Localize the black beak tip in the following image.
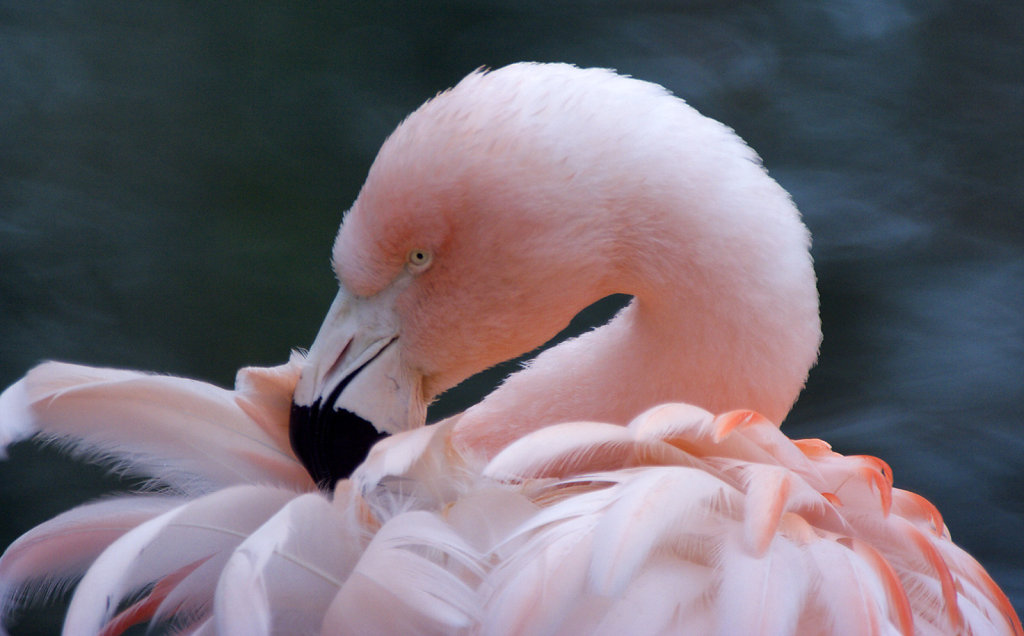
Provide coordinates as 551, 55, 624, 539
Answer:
289, 400, 390, 491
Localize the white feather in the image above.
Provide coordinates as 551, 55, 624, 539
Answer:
588, 467, 735, 595
62, 485, 297, 635
801, 536, 898, 636
214, 493, 364, 636
589, 557, 714, 636
182, 616, 215, 635
6, 362, 311, 494
481, 513, 599, 636
484, 421, 698, 483
0, 496, 180, 625
0, 380, 33, 456
321, 510, 483, 635
443, 487, 538, 554
715, 529, 807, 636
353, 420, 472, 519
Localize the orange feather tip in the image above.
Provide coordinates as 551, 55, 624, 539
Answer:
711, 409, 772, 443
853, 457, 894, 516
742, 468, 791, 556
821, 492, 843, 507
792, 438, 832, 457
864, 468, 893, 516
776, 511, 818, 545
892, 489, 945, 537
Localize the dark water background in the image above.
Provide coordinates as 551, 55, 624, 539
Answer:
1, 2, 1021, 632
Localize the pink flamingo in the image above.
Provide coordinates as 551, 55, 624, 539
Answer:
0, 63, 1019, 635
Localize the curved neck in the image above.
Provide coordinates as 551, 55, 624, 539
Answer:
451, 168, 821, 460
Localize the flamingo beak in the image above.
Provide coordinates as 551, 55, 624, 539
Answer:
290, 287, 426, 490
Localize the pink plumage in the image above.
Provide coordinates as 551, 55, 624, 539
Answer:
0, 63, 1019, 635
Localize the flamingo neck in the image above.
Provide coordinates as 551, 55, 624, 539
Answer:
450, 179, 821, 460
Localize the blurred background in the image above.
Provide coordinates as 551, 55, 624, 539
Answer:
1, 1, 1021, 632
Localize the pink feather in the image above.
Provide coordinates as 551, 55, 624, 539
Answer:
1, 359, 311, 494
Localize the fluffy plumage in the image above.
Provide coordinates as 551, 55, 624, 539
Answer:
1, 63, 1020, 635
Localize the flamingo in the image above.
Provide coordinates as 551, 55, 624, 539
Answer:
0, 62, 1019, 635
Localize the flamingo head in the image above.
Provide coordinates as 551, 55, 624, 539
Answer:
290, 64, 634, 487
289, 63, 821, 489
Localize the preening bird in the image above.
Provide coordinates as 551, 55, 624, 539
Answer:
0, 62, 1020, 635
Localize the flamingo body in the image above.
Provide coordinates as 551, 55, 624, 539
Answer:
0, 63, 1020, 635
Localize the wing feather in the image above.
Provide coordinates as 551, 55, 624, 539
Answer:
0, 379, 33, 454
588, 467, 734, 595
0, 496, 180, 625
2, 362, 310, 494
63, 485, 297, 635
716, 530, 807, 635
214, 493, 364, 636
321, 510, 482, 635
484, 421, 693, 481
481, 515, 598, 636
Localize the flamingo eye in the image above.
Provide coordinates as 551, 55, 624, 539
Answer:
406, 248, 432, 272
